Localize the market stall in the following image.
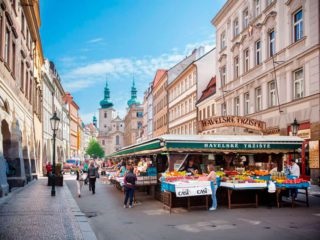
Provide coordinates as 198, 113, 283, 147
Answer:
108, 134, 304, 210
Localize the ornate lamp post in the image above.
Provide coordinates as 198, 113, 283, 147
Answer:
291, 118, 300, 166
50, 112, 60, 196
291, 118, 300, 136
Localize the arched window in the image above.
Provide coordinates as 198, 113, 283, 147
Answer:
116, 135, 120, 145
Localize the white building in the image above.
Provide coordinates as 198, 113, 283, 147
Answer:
142, 82, 153, 141
211, 0, 320, 181
41, 60, 54, 168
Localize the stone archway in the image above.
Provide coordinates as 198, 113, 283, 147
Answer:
0, 120, 10, 196
6, 120, 26, 187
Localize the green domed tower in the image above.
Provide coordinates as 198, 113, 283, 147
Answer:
92, 115, 97, 127
127, 80, 140, 107
100, 81, 114, 109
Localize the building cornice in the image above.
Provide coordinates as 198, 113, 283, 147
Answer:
211, 0, 237, 26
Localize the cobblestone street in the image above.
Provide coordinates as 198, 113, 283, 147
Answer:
0, 178, 96, 240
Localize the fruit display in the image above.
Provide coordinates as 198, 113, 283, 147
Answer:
253, 170, 269, 176
215, 171, 225, 177
221, 175, 266, 184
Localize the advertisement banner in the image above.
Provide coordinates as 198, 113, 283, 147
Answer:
309, 140, 319, 169
175, 182, 212, 197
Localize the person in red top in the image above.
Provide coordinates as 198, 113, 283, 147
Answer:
46, 162, 52, 176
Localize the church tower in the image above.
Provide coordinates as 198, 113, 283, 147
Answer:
97, 81, 124, 156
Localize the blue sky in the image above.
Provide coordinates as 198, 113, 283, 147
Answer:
40, 0, 226, 124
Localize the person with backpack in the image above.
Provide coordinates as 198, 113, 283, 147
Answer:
123, 164, 137, 208
88, 161, 99, 194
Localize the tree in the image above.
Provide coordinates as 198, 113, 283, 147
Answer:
86, 139, 105, 159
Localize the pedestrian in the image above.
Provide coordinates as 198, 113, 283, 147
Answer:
289, 159, 300, 199
123, 164, 137, 208
46, 162, 52, 177
88, 161, 99, 194
206, 163, 218, 211
76, 167, 87, 198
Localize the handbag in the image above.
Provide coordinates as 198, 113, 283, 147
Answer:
95, 169, 100, 178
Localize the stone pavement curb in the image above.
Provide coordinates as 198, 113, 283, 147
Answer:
62, 181, 98, 240
0, 177, 98, 240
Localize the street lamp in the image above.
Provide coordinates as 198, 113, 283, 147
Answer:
50, 112, 60, 196
291, 118, 300, 136
291, 118, 300, 165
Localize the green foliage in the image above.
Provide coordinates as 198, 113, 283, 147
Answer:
86, 139, 105, 159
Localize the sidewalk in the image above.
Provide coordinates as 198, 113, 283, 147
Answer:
0, 177, 97, 240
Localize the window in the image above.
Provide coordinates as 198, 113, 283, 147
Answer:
11, 42, 16, 76
4, 28, 10, 64
137, 112, 143, 118
221, 66, 226, 86
25, 71, 29, 99
116, 135, 120, 145
244, 92, 250, 115
244, 48, 249, 73
255, 0, 260, 17
220, 31, 226, 49
269, 30, 275, 57
138, 122, 142, 129
268, 80, 277, 107
104, 112, 107, 118
243, 8, 249, 29
267, 0, 274, 6
234, 97, 240, 115
234, 56, 239, 79
293, 9, 303, 42
255, 87, 262, 111
20, 61, 24, 92
255, 40, 261, 65
221, 103, 227, 116
29, 77, 32, 103
233, 18, 239, 37
293, 68, 304, 99
21, 13, 25, 35
102, 140, 105, 145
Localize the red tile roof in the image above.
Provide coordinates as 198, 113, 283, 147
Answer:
152, 69, 167, 88
198, 76, 216, 103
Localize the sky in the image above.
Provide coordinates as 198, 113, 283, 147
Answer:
40, 0, 226, 124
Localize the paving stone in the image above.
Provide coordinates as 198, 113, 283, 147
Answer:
0, 179, 97, 240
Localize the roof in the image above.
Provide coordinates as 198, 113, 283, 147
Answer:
167, 52, 197, 85
197, 76, 216, 104
152, 69, 167, 89
108, 134, 304, 158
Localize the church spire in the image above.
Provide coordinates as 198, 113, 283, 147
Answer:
100, 80, 114, 108
127, 77, 140, 107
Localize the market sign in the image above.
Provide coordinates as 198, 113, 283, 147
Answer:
199, 116, 266, 132
166, 142, 301, 150
175, 182, 212, 197
309, 140, 319, 169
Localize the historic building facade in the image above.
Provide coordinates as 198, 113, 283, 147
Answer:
152, 69, 168, 137
141, 81, 153, 142
211, 0, 320, 181
0, 0, 43, 195
98, 82, 124, 156
124, 81, 143, 146
63, 92, 80, 159
168, 47, 215, 135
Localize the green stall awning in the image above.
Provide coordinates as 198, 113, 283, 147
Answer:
108, 134, 303, 158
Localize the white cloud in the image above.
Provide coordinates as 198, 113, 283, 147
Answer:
87, 38, 104, 44
69, 35, 216, 124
